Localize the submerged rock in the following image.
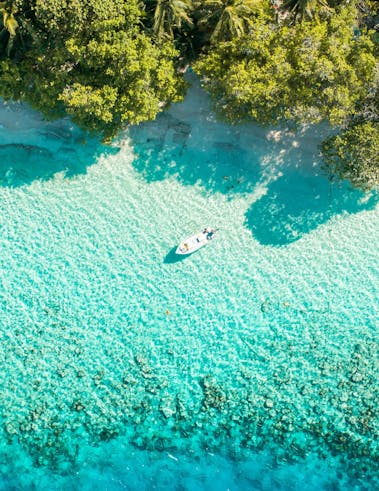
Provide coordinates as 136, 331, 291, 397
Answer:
160, 406, 175, 419
265, 399, 274, 409
200, 376, 227, 411
350, 372, 364, 383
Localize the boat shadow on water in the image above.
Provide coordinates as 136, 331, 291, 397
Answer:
163, 246, 189, 264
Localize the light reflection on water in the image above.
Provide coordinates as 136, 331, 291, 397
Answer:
0, 86, 378, 490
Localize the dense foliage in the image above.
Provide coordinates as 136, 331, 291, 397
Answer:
321, 122, 379, 190
0, 0, 378, 187
194, 5, 376, 126
0, 0, 186, 140
193, 1, 378, 189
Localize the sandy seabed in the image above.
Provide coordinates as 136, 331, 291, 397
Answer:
0, 75, 378, 490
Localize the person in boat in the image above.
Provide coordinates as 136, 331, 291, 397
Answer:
204, 228, 215, 240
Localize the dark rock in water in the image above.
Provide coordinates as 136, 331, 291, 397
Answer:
214, 142, 239, 151
134, 354, 154, 379
160, 403, 175, 419
175, 394, 188, 420
93, 370, 104, 385
38, 126, 74, 141
5, 422, 18, 435
261, 300, 271, 313
0, 142, 53, 156
99, 427, 119, 441
122, 374, 137, 387
71, 400, 85, 412
57, 369, 66, 378
173, 121, 191, 135
265, 399, 274, 409
200, 376, 226, 410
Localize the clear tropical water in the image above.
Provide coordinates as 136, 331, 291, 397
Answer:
0, 77, 378, 490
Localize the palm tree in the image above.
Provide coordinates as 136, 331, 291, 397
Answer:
0, 1, 19, 55
152, 0, 194, 39
281, 0, 331, 20
198, 0, 263, 44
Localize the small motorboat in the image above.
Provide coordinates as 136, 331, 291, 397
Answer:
176, 227, 218, 255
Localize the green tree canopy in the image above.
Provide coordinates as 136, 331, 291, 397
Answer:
0, 0, 186, 139
194, 4, 377, 127
321, 122, 379, 190
196, 0, 268, 44
280, 0, 331, 20
151, 0, 194, 39
0, 1, 19, 55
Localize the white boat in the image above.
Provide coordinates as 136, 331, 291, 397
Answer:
176, 228, 217, 255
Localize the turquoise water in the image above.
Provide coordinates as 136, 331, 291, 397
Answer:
0, 79, 378, 490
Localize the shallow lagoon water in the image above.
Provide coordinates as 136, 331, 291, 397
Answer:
0, 78, 378, 490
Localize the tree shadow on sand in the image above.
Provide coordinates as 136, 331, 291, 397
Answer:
0, 125, 119, 187
129, 112, 378, 247
128, 112, 260, 197
245, 170, 378, 246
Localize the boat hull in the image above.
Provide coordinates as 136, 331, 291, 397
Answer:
175, 228, 216, 255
